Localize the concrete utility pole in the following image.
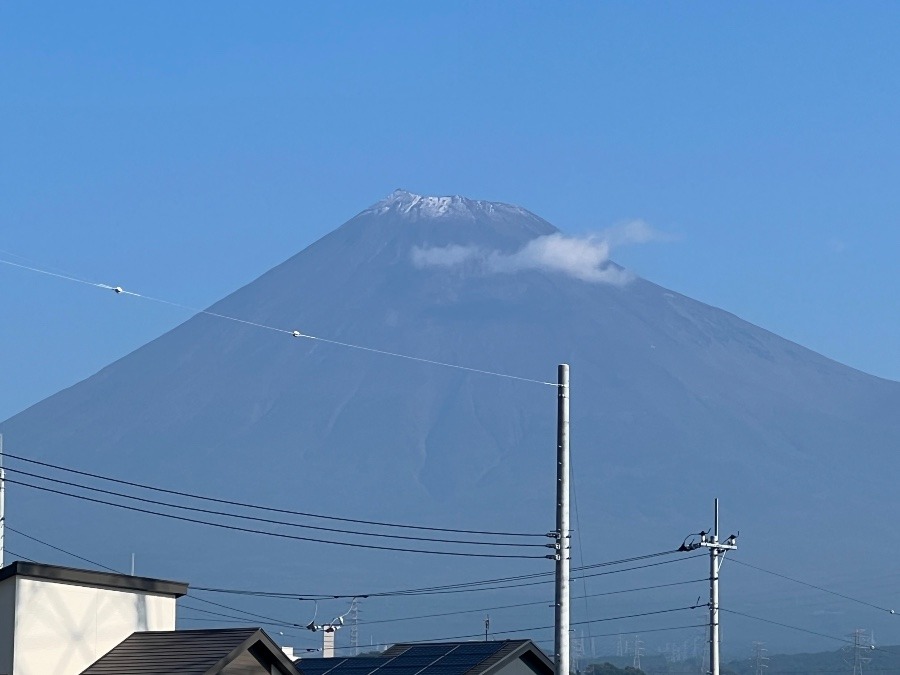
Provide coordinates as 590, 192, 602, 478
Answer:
0, 434, 5, 568
554, 364, 571, 675
679, 499, 738, 675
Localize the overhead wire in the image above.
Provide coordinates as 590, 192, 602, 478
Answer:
4, 548, 38, 563
731, 557, 897, 615
190, 555, 703, 600
4, 477, 545, 559
569, 453, 594, 647
2, 465, 544, 549
359, 579, 707, 626
720, 608, 898, 656
6, 525, 122, 573
401, 604, 701, 641
0, 254, 557, 387
1, 451, 545, 538
184, 593, 303, 628
6, 525, 704, 649
4, 522, 311, 639
331, 622, 710, 652
4, 523, 305, 633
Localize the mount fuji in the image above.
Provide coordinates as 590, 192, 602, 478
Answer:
3, 190, 899, 654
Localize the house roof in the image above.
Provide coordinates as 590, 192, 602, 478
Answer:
297, 640, 553, 675
78, 627, 301, 675
0, 560, 188, 597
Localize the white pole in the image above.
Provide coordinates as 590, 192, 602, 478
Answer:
709, 499, 720, 675
0, 433, 5, 568
554, 365, 570, 675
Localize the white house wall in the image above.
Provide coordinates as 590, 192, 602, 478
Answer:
12, 576, 176, 675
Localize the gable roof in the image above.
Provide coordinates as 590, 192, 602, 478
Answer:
79, 627, 301, 675
297, 640, 553, 675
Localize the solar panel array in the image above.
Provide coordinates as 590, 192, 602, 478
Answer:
297, 641, 513, 675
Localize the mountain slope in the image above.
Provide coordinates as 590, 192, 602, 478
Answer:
3, 190, 899, 652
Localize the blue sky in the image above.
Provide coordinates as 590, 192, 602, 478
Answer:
2, 2, 899, 420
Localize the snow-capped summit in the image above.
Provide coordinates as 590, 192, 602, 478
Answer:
365, 189, 532, 221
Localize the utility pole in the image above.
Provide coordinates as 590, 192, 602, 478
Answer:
679, 499, 738, 675
554, 364, 570, 675
0, 433, 5, 568
484, 615, 490, 642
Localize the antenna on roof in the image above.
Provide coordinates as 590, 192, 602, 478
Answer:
306, 598, 358, 659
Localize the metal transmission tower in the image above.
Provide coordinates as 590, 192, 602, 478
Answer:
349, 598, 360, 655
572, 632, 585, 674
679, 499, 738, 675
632, 636, 644, 671
844, 629, 873, 675
752, 642, 768, 675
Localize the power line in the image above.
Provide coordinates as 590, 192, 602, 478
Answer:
731, 558, 896, 615
0, 255, 556, 387
184, 593, 303, 627
719, 608, 897, 656
359, 579, 707, 626
6, 477, 544, 559
5, 526, 293, 626
179, 602, 295, 628
570, 453, 594, 649
1, 451, 545, 539
351, 607, 704, 649
3, 466, 544, 550
331, 623, 711, 653
4, 548, 38, 563
191, 555, 704, 600
6, 525, 122, 573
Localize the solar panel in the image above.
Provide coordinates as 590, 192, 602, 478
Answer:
299, 640, 521, 675
397, 645, 455, 658
418, 664, 473, 675
388, 655, 445, 666
451, 644, 503, 655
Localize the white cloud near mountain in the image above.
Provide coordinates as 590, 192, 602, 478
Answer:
411, 220, 667, 285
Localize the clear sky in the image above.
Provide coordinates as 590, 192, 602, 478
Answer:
2, 2, 899, 421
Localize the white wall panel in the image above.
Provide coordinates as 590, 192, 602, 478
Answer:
11, 577, 175, 675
